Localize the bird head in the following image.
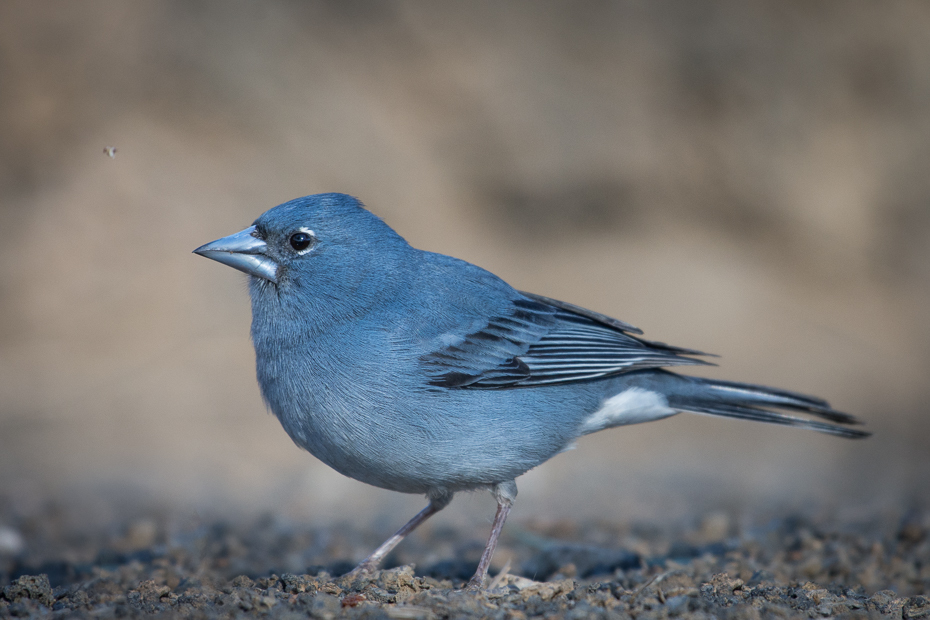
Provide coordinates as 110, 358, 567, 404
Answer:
194, 193, 411, 327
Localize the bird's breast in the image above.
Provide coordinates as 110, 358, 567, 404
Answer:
249, 320, 604, 493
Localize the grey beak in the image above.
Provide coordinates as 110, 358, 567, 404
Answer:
193, 225, 279, 283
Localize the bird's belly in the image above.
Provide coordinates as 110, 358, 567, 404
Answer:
270, 381, 592, 494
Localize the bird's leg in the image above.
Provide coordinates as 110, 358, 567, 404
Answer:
466, 480, 517, 590
344, 490, 452, 579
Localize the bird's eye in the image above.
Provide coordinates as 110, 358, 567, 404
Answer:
289, 232, 314, 251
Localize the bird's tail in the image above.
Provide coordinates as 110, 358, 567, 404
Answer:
665, 374, 870, 439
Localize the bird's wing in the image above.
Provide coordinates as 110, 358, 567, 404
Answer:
420, 293, 714, 389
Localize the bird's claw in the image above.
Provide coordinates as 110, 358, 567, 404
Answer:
464, 576, 486, 591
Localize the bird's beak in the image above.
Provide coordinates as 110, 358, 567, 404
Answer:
193, 225, 279, 283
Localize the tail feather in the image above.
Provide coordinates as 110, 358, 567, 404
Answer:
681, 402, 870, 439
700, 378, 862, 426
669, 376, 870, 439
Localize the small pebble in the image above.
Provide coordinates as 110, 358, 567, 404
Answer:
0, 527, 24, 555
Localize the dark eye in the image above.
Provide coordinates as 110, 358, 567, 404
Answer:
289, 232, 314, 251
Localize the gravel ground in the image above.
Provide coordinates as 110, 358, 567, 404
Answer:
1, 503, 928, 619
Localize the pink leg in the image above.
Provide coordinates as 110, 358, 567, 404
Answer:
345, 491, 451, 579
466, 480, 517, 590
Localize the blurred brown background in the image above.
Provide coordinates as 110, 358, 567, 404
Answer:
1, 1, 928, 532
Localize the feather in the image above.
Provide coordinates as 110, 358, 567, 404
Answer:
422, 295, 713, 388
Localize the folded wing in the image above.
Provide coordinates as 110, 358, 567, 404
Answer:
421, 293, 713, 389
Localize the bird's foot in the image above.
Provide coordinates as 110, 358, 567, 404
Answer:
464, 573, 487, 591
339, 562, 379, 586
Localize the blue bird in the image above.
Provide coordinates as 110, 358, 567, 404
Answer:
194, 193, 868, 590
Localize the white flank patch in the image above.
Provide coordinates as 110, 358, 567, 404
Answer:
579, 387, 677, 435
